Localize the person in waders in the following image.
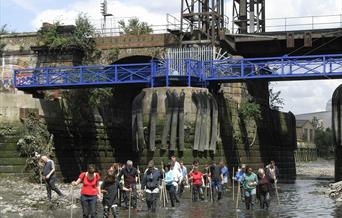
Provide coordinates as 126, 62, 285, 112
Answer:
241, 167, 258, 210
141, 160, 162, 213
234, 164, 246, 202
209, 162, 223, 201
101, 174, 130, 218
178, 161, 188, 197
72, 164, 101, 218
266, 160, 279, 196
219, 160, 229, 192
266, 160, 279, 183
164, 164, 177, 207
40, 155, 64, 201
257, 168, 271, 209
117, 160, 139, 210
189, 165, 204, 201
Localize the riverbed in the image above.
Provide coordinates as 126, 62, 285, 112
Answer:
0, 159, 340, 218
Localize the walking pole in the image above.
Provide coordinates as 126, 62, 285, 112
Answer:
70, 185, 74, 218
274, 180, 280, 205
209, 180, 213, 202
128, 188, 132, 218
190, 182, 193, 202
232, 167, 235, 201
208, 167, 213, 202
164, 180, 168, 204
235, 182, 240, 209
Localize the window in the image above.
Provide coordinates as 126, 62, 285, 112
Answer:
303, 128, 309, 142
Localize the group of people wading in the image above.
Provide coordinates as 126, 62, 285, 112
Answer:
40, 155, 279, 217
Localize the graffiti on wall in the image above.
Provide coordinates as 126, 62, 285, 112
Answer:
1, 56, 30, 93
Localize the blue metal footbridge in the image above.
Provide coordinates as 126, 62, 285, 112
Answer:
14, 54, 342, 90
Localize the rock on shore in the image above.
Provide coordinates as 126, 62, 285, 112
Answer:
0, 176, 82, 217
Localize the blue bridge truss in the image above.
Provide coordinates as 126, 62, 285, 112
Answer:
14, 54, 342, 90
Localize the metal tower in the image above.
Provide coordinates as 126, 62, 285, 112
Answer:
232, 0, 265, 33
100, 0, 113, 33
180, 0, 227, 45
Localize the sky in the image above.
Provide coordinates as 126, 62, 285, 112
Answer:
1, 0, 342, 114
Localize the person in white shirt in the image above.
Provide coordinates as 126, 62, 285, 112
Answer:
170, 162, 182, 203
178, 161, 188, 197
171, 156, 181, 173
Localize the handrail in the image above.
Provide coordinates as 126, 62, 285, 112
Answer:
13, 54, 342, 89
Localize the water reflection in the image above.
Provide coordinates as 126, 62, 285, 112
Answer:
123, 180, 338, 218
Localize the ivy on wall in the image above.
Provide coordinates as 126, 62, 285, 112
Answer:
17, 112, 54, 182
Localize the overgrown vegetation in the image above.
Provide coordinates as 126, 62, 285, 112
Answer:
238, 99, 261, 147
17, 112, 54, 182
37, 13, 99, 64
239, 99, 261, 121
118, 18, 153, 35
106, 48, 120, 63
269, 87, 284, 110
312, 116, 334, 158
0, 24, 8, 55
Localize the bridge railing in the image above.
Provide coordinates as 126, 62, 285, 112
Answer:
153, 59, 203, 87
13, 54, 342, 89
14, 63, 154, 88
203, 54, 342, 81
266, 14, 342, 32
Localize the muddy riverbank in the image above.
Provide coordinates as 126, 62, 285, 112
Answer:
296, 158, 334, 179
0, 159, 340, 218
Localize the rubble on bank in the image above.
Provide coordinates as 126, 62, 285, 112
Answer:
0, 176, 82, 217
296, 158, 334, 178
328, 181, 342, 202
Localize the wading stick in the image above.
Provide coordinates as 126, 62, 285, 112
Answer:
209, 180, 213, 202
128, 188, 132, 218
204, 178, 207, 201
70, 185, 74, 218
137, 166, 141, 185
236, 182, 240, 209
208, 167, 213, 202
232, 167, 235, 201
274, 180, 280, 205
164, 180, 168, 204
190, 181, 193, 202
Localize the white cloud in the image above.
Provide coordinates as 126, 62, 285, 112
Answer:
11, 0, 39, 14
31, 0, 180, 30
31, 0, 342, 114
272, 79, 342, 114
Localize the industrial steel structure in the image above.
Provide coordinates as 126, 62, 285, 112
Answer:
232, 0, 265, 33
179, 0, 228, 45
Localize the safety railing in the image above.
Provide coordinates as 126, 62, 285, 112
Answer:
203, 54, 342, 81
265, 14, 342, 32
14, 63, 154, 89
13, 54, 342, 89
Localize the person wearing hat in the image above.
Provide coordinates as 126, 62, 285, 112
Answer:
141, 160, 162, 213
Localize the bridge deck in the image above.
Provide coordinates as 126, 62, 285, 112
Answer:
14, 54, 342, 90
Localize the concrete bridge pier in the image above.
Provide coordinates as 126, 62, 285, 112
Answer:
333, 84, 342, 181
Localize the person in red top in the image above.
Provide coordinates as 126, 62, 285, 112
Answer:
189, 165, 204, 201
72, 164, 101, 218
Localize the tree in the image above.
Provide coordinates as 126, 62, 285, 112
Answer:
17, 112, 54, 182
0, 24, 8, 55
312, 116, 333, 158
118, 18, 153, 35
37, 13, 98, 64
0, 24, 8, 35
269, 87, 284, 110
